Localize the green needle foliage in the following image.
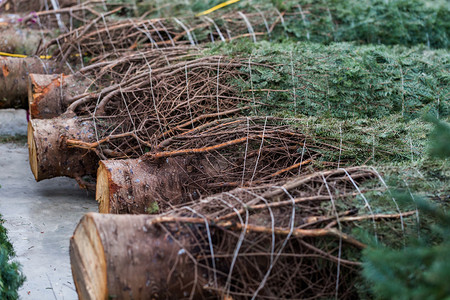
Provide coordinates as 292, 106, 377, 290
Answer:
208, 41, 449, 119
130, 0, 449, 48
0, 215, 25, 300
362, 195, 450, 300
279, 0, 449, 49
427, 116, 450, 159
362, 118, 450, 300
285, 114, 433, 166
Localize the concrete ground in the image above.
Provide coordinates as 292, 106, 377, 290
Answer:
0, 110, 97, 300
0, 109, 28, 136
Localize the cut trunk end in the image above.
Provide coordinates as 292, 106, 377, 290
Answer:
70, 213, 107, 300
28, 73, 91, 119
27, 121, 39, 181
70, 213, 203, 300
27, 117, 98, 184
96, 162, 111, 214
28, 73, 64, 119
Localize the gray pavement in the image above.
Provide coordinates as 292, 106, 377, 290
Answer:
0, 141, 97, 299
0, 109, 28, 136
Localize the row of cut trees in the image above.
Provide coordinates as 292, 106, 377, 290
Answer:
2, 0, 446, 298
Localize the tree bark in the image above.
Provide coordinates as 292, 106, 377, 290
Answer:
0, 57, 58, 109
27, 117, 98, 188
28, 73, 91, 119
0, 25, 46, 55
97, 157, 203, 214
70, 212, 207, 300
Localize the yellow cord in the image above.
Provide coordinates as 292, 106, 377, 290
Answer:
196, 0, 242, 17
0, 51, 52, 59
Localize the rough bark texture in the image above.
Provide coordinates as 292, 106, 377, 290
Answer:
0, 57, 58, 109
27, 117, 98, 187
70, 213, 206, 300
97, 157, 202, 214
28, 73, 92, 119
0, 26, 44, 54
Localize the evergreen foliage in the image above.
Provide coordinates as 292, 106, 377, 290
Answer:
279, 0, 449, 49
133, 0, 449, 48
362, 118, 450, 300
0, 215, 25, 300
208, 41, 449, 119
285, 114, 433, 166
427, 116, 450, 159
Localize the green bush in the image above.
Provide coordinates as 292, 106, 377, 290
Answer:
362, 196, 450, 300
0, 216, 25, 300
362, 118, 450, 300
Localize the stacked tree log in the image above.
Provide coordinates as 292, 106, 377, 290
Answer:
71, 167, 416, 299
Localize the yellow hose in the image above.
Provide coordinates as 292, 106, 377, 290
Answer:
196, 0, 242, 17
0, 51, 52, 59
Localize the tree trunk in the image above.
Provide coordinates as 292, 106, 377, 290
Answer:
27, 117, 98, 188
28, 73, 91, 119
0, 57, 58, 109
0, 26, 46, 55
97, 157, 202, 214
70, 212, 207, 300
